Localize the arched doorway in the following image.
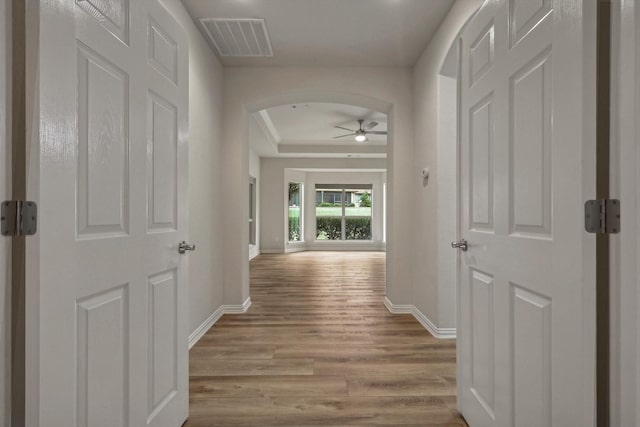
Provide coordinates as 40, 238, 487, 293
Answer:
244, 92, 393, 299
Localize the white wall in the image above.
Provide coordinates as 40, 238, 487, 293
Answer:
165, 0, 482, 334
411, 0, 483, 328
222, 67, 414, 306
436, 74, 458, 329
162, 0, 225, 337
249, 147, 260, 260
261, 158, 387, 253
249, 114, 274, 260
0, 0, 10, 422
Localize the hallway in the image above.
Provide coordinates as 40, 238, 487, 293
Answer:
186, 252, 465, 426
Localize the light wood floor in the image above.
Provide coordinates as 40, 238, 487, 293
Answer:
186, 251, 467, 427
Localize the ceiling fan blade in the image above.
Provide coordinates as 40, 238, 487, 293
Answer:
333, 133, 356, 139
334, 125, 355, 132
366, 131, 387, 135
365, 121, 379, 130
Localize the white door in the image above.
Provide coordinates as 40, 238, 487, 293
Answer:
457, 1, 597, 426
0, 0, 10, 423
24, 1, 190, 426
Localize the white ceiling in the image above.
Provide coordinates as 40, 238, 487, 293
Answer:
250, 102, 388, 158
182, 0, 455, 67
268, 103, 387, 143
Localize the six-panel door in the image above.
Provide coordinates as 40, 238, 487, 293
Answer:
457, 1, 597, 426
27, 1, 189, 426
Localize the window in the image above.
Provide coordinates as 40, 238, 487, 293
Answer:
288, 182, 302, 242
315, 184, 372, 240
249, 176, 256, 245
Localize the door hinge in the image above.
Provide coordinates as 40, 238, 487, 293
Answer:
1, 201, 38, 237
584, 199, 620, 234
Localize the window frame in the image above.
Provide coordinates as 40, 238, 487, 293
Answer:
287, 181, 304, 243
249, 176, 256, 245
314, 184, 373, 241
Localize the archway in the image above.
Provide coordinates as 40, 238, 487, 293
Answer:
244, 91, 394, 300
220, 68, 416, 318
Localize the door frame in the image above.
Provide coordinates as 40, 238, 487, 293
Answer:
610, 1, 639, 425
1, 0, 12, 424
22, 0, 40, 423
9, 0, 28, 424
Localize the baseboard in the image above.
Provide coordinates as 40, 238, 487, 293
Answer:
285, 244, 307, 253
383, 296, 414, 314
249, 246, 260, 260
188, 297, 252, 349
260, 248, 283, 254
261, 245, 386, 254
188, 305, 224, 349
306, 242, 385, 251
224, 297, 252, 314
411, 306, 456, 339
383, 297, 456, 339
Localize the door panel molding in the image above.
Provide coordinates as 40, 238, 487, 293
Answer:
457, 1, 597, 426
24, 1, 189, 425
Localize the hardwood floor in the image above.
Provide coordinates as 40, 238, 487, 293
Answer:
186, 251, 466, 426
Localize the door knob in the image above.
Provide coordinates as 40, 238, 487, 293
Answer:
451, 239, 469, 252
178, 241, 196, 254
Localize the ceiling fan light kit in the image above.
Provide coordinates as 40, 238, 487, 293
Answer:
333, 119, 387, 142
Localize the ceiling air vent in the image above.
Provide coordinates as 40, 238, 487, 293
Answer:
200, 18, 274, 57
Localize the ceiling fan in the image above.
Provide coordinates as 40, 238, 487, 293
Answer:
334, 119, 387, 142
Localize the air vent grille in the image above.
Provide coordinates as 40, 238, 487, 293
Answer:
200, 18, 274, 57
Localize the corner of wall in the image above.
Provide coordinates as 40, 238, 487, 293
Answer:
162, 0, 227, 339
188, 297, 252, 349
409, 0, 484, 336
384, 296, 456, 339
